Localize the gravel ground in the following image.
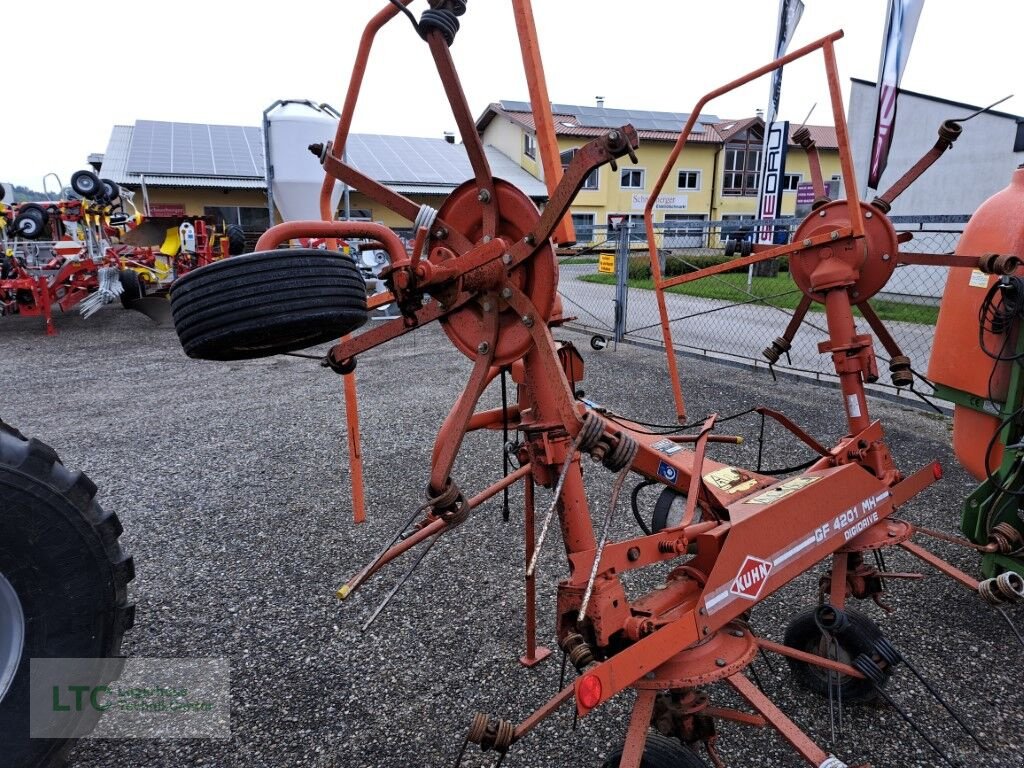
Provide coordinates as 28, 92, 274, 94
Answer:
3, 306, 1022, 768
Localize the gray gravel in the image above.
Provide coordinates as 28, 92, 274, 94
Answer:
3, 306, 1022, 768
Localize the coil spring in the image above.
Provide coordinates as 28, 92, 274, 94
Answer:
577, 412, 605, 453
560, 632, 595, 671
990, 522, 1024, 554
467, 712, 514, 753
603, 432, 639, 472
763, 336, 791, 365
428, 479, 470, 526
979, 571, 1024, 605
419, 8, 460, 45
888, 355, 914, 388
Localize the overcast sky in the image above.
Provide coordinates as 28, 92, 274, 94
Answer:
2, 1, 1019, 190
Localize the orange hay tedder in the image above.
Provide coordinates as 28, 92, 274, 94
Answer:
169, 2, 1023, 766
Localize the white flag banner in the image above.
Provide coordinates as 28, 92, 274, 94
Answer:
868, 0, 926, 189
756, 0, 804, 246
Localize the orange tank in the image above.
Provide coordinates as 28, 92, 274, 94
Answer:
928, 166, 1024, 480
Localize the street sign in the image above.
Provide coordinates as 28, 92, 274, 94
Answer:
598, 254, 616, 274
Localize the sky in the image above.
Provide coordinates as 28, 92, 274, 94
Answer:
2, 0, 1020, 190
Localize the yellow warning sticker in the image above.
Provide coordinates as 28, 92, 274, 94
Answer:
703, 467, 758, 494
968, 269, 989, 289
598, 254, 616, 274
742, 475, 821, 504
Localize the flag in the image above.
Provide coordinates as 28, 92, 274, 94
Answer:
868, 0, 926, 189
756, 0, 803, 245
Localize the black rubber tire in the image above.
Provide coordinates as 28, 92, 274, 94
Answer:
590, 334, 608, 351
651, 487, 698, 532
119, 269, 145, 309
740, 239, 752, 257
170, 248, 368, 361
226, 224, 246, 256
70, 170, 102, 199
603, 732, 708, 768
100, 178, 120, 204
13, 205, 48, 240
724, 239, 736, 258
783, 606, 890, 704
0, 422, 135, 768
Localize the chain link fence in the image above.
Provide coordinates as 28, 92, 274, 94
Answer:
556, 216, 969, 400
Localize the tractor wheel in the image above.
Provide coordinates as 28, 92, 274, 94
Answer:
170, 248, 368, 361
226, 224, 246, 256
119, 269, 145, 309
70, 170, 102, 199
13, 205, 47, 240
651, 487, 699, 532
602, 732, 708, 768
783, 606, 890, 704
100, 179, 120, 204
0, 421, 135, 767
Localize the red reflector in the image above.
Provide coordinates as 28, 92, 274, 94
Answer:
578, 674, 602, 709
932, 461, 943, 480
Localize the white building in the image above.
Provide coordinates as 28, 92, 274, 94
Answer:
848, 79, 1024, 301
848, 78, 1024, 215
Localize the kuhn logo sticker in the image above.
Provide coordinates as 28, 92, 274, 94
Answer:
657, 461, 679, 485
730, 556, 774, 600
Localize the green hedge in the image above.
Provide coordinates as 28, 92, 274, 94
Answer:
626, 253, 789, 280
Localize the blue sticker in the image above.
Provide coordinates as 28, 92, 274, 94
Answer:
657, 461, 679, 485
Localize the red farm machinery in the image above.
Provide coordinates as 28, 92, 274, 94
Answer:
0, 171, 244, 334
147, 2, 1024, 767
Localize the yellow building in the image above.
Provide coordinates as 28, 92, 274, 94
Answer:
476, 101, 842, 241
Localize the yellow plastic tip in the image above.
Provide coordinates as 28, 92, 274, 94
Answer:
336, 585, 351, 600
736, 437, 744, 445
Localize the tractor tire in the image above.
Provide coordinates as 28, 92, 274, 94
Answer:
783, 606, 890, 704
651, 487, 699, 532
170, 248, 368, 361
100, 179, 120, 204
70, 170, 102, 200
226, 224, 246, 256
13, 205, 47, 240
0, 421, 135, 768
602, 732, 708, 768
119, 269, 145, 309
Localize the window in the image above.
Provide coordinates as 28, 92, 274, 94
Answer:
722, 147, 761, 196
663, 214, 707, 249
571, 213, 596, 244
204, 206, 270, 231
677, 170, 701, 190
561, 149, 599, 190
523, 132, 536, 159
620, 168, 645, 189
783, 173, 802, 192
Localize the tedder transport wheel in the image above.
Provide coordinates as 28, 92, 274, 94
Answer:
0, 422, 135, 767
169, 248, 368, 361
70, 170, 102, 199
783, 606, 890, 704
118, 269, 145, 309
13, 204, 47, 240
602, 732, 709, 768
226, 224, 246, 256
100, 178, 120, 204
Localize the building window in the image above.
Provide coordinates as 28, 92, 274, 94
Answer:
783, 173, 802, 191
663, 214, 707, 249
620, 168, 645, 190
523, 132, 536, 159
571, 213, 596, 243
722, 147, 761, 196
561, 149, 599, 189
204, 206, 270, 231
677, 170, 701, 190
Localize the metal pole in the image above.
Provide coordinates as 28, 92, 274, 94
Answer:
615, 221, 630, 344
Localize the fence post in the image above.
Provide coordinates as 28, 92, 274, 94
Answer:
614, 221, 630, 344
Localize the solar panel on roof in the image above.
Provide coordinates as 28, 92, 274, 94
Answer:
126, 120, 264, 178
